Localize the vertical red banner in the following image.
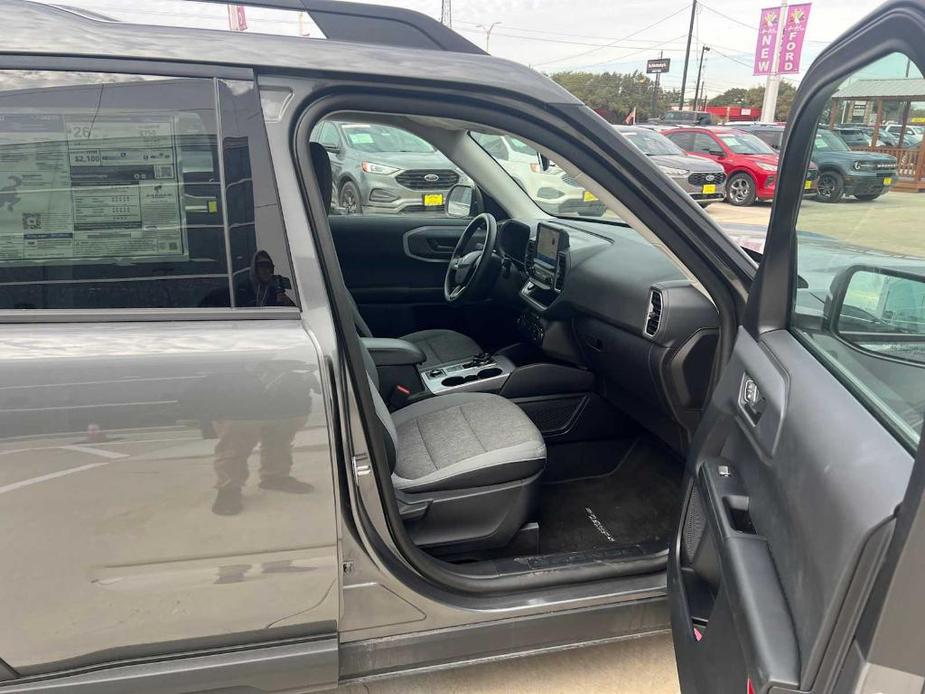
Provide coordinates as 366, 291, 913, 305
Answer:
228, 5, 248, 32
753, 7, 781, 76
777, 4, 812, 74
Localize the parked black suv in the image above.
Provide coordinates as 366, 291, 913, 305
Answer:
737, 123, 898, 202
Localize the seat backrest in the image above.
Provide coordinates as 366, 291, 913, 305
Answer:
359, 339, 398, 472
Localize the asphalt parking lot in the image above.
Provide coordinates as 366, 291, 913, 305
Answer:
328, 633, 680, 694
708, 191, 925, 257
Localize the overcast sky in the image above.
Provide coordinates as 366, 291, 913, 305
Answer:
41, 0, 890, 100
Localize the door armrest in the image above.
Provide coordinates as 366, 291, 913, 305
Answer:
361, 337, 426, 367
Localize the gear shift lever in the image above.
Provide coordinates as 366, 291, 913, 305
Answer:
462, 352, 492, 369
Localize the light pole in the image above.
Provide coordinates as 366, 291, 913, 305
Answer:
477, 21, 501, 52
693, 46, 710, 112
679, 0, 698, 110
761, 0, 787, 123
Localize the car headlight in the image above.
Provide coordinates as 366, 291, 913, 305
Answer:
658, 166, 690, 177
853, 161, 877, 171
361, 161, 400, 175
756, 161, 778, 172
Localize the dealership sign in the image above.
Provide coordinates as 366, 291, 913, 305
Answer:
646, 58, 671, 74
754, 4, 812, 76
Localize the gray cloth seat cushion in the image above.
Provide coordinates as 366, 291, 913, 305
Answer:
399, 329, 481, 368
391, 392, 545, 493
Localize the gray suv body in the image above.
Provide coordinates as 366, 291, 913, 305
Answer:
737, 123, 898, 201
613, 125, 727, 205
311, 120, 469, 214
0, 2, 921, 694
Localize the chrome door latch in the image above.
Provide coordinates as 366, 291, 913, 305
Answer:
740, 374, 767, 424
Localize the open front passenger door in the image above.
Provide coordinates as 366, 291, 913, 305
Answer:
670, 3, 925, 692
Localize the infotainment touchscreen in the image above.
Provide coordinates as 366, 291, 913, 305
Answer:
535, 224, 560, 267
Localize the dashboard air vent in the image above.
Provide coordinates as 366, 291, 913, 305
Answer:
645, 289, 663, 337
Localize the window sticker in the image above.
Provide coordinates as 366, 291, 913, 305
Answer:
0, 113, 187, 265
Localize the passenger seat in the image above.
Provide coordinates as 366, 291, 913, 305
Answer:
360, 341, 545, 553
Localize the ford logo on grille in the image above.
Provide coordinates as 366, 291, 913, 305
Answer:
424, 173, 440, 183
705, 174, 715, 181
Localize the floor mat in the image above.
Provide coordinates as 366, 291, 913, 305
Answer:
537, 437, 684, 554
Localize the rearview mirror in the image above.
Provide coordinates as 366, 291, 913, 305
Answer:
446, 184, 475, 218
829, 266, 925, 366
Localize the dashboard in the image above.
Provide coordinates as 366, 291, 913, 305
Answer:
496, 217, 720, 450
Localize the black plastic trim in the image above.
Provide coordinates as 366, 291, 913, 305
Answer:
0, 55, 253, 80
0, 637, 337, 693
196, 0, 486, 54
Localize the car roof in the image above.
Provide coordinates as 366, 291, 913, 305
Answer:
2, 0, 579, 106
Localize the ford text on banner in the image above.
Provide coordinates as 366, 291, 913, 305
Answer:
754, 7, 781, 76
777, 4, 812, 74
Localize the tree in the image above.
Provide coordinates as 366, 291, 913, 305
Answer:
709, 88, 749, 106
548, 70, 679, 123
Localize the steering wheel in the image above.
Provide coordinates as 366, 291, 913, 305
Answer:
444, 212, 498, 303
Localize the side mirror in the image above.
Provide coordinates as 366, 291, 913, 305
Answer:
323, 143, 341, 155
827, 265, 925, 366
446, 184, 475, 218
536, 152, 552, 172
708, 149, 726, 158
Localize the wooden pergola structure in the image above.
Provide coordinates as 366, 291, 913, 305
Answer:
830, 77, 925, 191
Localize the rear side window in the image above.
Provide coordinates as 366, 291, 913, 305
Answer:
691, 133, 719, 154
0, 71, 296, 310
666, 131, 694, 151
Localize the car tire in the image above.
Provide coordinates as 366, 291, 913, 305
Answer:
338, 180, 362, 215
726, 172, 757, 207
854, 193, 881, 201
816, 171, 845, 203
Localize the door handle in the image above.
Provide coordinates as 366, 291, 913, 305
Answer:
739, 374, 767, 425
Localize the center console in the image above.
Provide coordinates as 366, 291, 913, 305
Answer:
521, 223, 569, 315
525, 222, 568, 293
420, 353, 515, 395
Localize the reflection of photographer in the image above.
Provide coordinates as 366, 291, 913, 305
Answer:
236, 250, 295, 307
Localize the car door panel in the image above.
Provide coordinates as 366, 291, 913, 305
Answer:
672, 328, 912, 694
0, 320, 339, 683
671, 4, 925, 692
329, 215, 480, 338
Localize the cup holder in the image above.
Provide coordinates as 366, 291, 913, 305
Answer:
441, 367, 504, 388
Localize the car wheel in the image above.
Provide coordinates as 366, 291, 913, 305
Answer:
339, 180, 361, 215
854, 193, 881, 201
726, 172, 757, 207
816, 171, 844, 203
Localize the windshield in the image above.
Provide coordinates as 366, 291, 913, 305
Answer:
506, 137, 538, 156
718, 132, 776, 154
341, 124, 435, 154
471, 129, 618, 222
815, 129, 851, 152
837, 129, 871, 145
620, 129, 686, 156
664, 111, 699, 122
